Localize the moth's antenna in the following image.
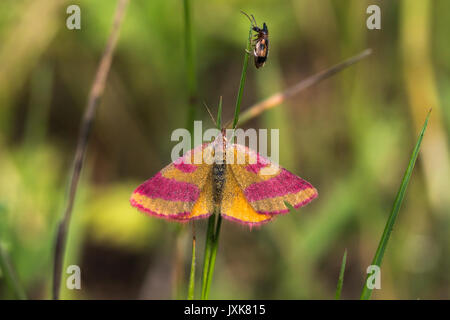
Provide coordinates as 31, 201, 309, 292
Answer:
240, 11, 255, 28
203, 101, 217, 126
250, 14, 258, 26
217, 96, 223, 130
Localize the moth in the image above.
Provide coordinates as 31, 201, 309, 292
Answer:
130, 130, 317, 227
242, 11, 269, 68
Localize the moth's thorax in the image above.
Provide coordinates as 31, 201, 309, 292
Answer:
211, 131, 228, 162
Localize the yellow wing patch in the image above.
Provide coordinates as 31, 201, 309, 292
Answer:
220, 165, 272, 226
176, 171, 214, 221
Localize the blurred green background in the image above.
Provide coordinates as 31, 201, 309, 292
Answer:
1, 0, 449, 299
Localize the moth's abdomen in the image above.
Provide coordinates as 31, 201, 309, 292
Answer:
212, 163, 226, 205
254, 38, 268, 68
255, 55, 267, 68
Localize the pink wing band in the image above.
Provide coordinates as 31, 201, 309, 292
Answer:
245, 154, 270, 174
244, 169, 313, 201
133, 172, 200, 202
130, 198, 191, 219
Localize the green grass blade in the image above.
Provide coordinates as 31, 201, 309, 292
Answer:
0, 243, 27, 300
187, 234, 196, 300
283, 200, 296, 213
335, 249, 347, 300
203, 214, 222, 300
360, 110, 431, 300
201, 215, 215, 299
183, 0, 199, 301
231, 27, 252, 130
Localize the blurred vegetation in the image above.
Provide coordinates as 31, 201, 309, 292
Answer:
0, 0, 449, 299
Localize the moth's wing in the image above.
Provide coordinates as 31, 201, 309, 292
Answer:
259, 38, 268, 57
175, 169, 215, 221
227, 144, 318, 215
254, 39, 268, 68
220, 164, 273, 227
130, 143, 214, 221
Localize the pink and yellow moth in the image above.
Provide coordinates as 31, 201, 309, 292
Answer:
130, 132, 317, 227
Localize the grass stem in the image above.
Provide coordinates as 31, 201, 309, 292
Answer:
201, 214, 216, 299
203, 213, 222, 299
187, 224, 196, 300
52, 0, 128, 300
360, 110, 431, 300
232, 27, 253, 130
335, 249, 347, 300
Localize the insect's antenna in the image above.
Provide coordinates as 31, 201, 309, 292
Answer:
240, 11, 255, 27
203, 101, 217, 126
250, 14, 258, 26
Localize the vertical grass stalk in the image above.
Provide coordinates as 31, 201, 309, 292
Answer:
200, 27, 252, 300
182, 0, 199, 300
201, 97, 223, 300
187, 227, 196, 300
201, 212, 217, 299
232, 27, 253, 130
52, 0, 128, 300
360, 110, 431, 300
335, 249, 347, 300
203, 213, 222, 299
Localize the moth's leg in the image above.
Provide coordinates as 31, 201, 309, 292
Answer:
245, 48, 257, 57
245, 43, 254, 55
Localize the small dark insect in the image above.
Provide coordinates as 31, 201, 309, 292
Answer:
241, 11, 269, 68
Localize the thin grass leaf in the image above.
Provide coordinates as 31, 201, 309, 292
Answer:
360, 110, 431, 300
187, 233, 196, 300
283, 200, 296, 213
183, 0, 200, 301
201, 214, 215, 299
203, 214, 222, 300
200, 99, 222, 299
335, 249, 347, 300
231, 26, 253, 130
52, 0, 129, 300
